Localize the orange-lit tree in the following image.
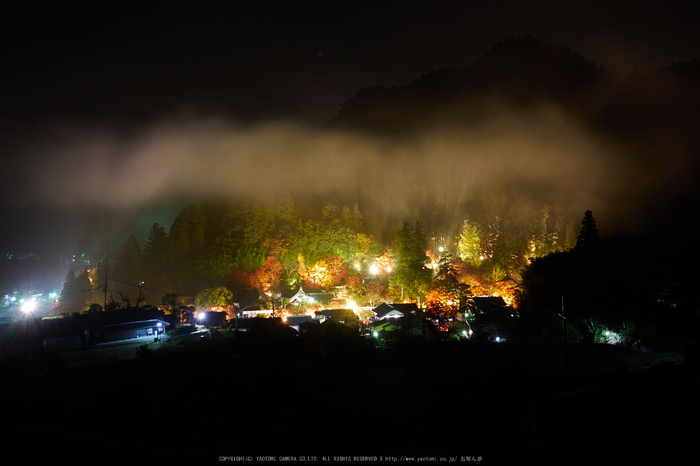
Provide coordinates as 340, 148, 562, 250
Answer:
425, 251, 473, 326
425, 289, 459, 323
249, 238, 285, 293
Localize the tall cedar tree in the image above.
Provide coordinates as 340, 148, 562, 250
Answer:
391, 221, 432, 303
575, 210, 601, 250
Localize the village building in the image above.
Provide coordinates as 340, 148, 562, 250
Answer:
91, 307, 168, 343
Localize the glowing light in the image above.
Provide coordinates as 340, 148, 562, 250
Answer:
495, 336, 501, 342
370, 264, 378, 275
21, 299, 36, 314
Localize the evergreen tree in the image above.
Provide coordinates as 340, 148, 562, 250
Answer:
457, 220, 483, 267
168, 203, 208, 290
575, 210, 601, 250
58, 268, 93, 313
390, 221, 432, 304
111, 235, 145, 306
142, 223, 169, 288
168, 203, 207, 263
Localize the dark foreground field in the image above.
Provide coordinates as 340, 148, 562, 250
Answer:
1, 333, 698, 463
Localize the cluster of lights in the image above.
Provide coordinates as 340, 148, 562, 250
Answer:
368, 264, 391, 274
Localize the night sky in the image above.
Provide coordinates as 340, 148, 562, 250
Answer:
2, 1, 700, 256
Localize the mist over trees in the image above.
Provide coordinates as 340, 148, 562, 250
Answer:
47, 37, 699, 339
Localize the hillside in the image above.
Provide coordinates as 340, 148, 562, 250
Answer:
327, 36, 700, 140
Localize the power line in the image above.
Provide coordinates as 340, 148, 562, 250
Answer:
108, 276, 165, 294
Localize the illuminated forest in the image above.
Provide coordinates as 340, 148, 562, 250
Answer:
58, 196, 561, 312
51, 38, 698, 347
2, 11, 700, 459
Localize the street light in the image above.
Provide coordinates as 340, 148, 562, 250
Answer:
21, 299, 36, 314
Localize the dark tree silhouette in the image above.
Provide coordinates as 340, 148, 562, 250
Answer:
575, 210, 601, 250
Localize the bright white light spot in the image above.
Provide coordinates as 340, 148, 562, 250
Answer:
21, 299, 36, 314
373, 331, 379, 338
495, 336, 501, 342
370, 264, 379, 275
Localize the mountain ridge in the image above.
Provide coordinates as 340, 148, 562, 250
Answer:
327, 36, 699, 138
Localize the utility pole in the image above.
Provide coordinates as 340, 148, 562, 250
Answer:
560, 295, 569, 394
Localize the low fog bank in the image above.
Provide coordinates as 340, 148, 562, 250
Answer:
1, 101, 696, 254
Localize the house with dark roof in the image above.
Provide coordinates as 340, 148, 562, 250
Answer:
238, 289, 275, 313
372, 302, 420, 319
92, 307, 168, 343
197, 311, 229, 328
284, 315, 319, 333
472, 296, 508, 314
306, 292, 335, 307
370, 303, 439, 341
39, 317, 83, 352
315, 308, 359, 327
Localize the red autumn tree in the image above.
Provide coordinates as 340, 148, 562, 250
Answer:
249, 256, 282, 293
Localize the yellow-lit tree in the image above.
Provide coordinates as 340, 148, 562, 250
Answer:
306, 255, 349, 290
458, 220, 483, 267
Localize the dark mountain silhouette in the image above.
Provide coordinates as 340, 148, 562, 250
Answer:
327, 36, 700, 139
